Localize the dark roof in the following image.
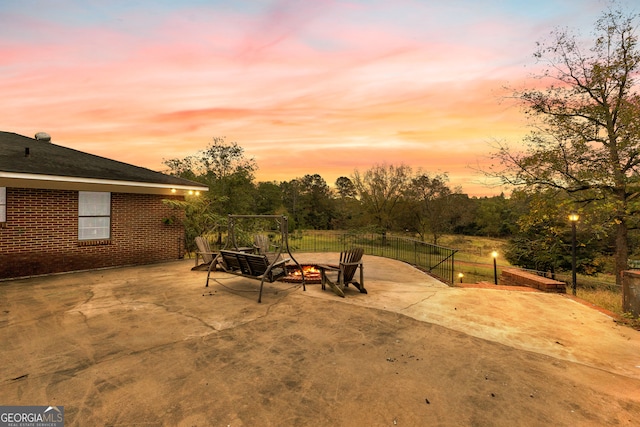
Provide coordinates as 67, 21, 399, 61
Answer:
0, 131, 206, 189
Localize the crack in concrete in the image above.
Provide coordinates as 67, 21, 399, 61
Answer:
4, 283, 294, 386
400, 292, 437, 311
154, 302, 220, 333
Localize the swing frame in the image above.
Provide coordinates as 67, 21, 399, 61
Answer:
205, 215, 306, 302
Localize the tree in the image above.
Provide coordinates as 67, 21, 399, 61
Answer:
164, 136, 257, 243
297, 174, 334, 229
253, 181, 283, 215
352, 163, 412, 240
488, 5, 640, 285
504, 189, 606, 275
473, 194, 519, 237
280, 179, 302, 229
406, 173, 454, 244
196, 137, 257, 216
333, 176, 360, 229
163, 196, 224, 253
335, 176, 357, 199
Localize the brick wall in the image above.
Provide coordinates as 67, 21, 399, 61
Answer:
499, 268, 566, 293
0, 188, 186, 279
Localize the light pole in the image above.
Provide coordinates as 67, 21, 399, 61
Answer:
458, 272, 464, 284
491, 251, 498, 285
569, 213, 579, 296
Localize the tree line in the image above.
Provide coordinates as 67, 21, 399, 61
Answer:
162, 138, 492, 244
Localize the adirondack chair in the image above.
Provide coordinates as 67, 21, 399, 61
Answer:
318, 248, 366, 297
194, 236, 217, 268
253, 234, 281, 262
253, 234, 270, 255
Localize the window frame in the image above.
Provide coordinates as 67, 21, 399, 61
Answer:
0, 187, 6, 224
78, 191, 111, 241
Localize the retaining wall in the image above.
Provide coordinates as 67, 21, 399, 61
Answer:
499, 268, 566, 293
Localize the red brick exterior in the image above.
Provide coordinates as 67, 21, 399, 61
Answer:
0, 188, 186, 279
499, 268, 566, 293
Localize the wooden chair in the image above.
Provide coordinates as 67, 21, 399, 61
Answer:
253, 234, 270, 255
253, 234, 281, 262
318, 248, 366, 297
194, 236, 217, 268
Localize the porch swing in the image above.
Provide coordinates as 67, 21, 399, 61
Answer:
205, 214, 306, 303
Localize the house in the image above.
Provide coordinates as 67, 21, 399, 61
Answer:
0, 131, 208, 279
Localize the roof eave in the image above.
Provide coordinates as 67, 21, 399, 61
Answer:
0, 172, 209, 196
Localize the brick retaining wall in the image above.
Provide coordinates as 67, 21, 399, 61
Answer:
499, 268, 566, 293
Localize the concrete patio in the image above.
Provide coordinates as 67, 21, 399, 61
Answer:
1, 254, 640, 426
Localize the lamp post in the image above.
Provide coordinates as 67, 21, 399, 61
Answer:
458, 272, 464, 284
569, 213, 580, 296
491, 251, 498, 285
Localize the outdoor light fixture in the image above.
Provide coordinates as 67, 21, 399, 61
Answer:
458, 272, 464, 283
491, 251, 498, 285
170, 188, 177, 194
195, 191, 201, 196
188, 190, 194, 195
569, 213, 580, 296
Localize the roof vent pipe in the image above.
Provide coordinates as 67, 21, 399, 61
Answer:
34, 132, 51, 142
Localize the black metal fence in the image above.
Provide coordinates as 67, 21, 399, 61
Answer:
286, 231, 458, 285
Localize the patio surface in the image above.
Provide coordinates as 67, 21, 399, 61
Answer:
1, 253, 640, 426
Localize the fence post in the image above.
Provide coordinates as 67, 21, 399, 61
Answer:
395, 237, 399, 260
451, 252, 455, 285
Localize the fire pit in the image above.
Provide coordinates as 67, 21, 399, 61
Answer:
283, 264, 322, 284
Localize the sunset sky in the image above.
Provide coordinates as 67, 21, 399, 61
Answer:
1, 0, 613, 196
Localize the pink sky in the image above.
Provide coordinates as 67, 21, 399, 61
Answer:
0, 0, 607, 196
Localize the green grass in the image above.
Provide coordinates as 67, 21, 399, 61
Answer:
438, 234, 508, 265
435, 235, 510, 284
576, 287, 621, 313
577, 287, 640, 329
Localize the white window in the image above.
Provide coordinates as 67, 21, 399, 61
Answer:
78, 191, 111, 240
0, 187, 5, 222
